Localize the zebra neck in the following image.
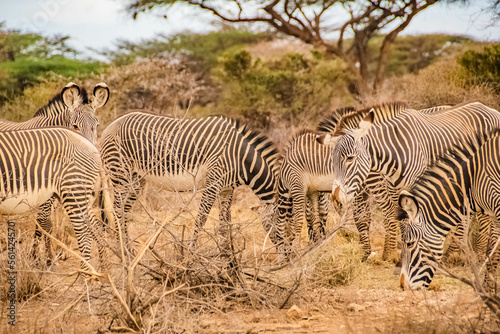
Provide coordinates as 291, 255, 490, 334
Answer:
416, 159, 473, 236
32, 100, 70, 126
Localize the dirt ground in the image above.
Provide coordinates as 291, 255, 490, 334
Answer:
1, 186, 499, 333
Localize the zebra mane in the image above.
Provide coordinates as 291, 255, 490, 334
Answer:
33, 87, 89, 118
317, 106, 356, 133
410, 129, 500, 205
332, 101, 409, 136
235, 120, 281, 174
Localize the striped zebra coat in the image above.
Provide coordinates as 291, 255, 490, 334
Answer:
0, 82, 109, 264
0, 128, 109, 270
98, 112, 280, 250
398, 131, 500, 290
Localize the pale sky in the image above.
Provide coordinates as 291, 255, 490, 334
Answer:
1, 0, 499, 60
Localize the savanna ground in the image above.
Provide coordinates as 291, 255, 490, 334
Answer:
0, 185, 498, 334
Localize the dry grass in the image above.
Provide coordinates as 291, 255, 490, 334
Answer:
1, 185, 499, 333
380, 59, 500, 110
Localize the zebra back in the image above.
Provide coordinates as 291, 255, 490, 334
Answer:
329, 101, 409, 136
99, 112, 280, 203
0, 127, 101, 211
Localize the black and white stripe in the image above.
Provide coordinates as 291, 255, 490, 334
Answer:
99, 112, 280, 248
398, 131, 500, 289
0, 82, 109, 264
0, 128, 108, 270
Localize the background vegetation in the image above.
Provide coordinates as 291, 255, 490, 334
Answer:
1, 19, 500, 333
1, 24, 499, 135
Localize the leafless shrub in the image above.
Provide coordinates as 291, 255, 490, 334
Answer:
90, 59, 207, 128
381, 60, 500, 110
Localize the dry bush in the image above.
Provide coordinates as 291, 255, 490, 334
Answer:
0, 223, 44, 301
89, 59, 208, 129
0, 59, 207, 133
306, 236, 364, 287
381, 59, 500, 110
0, 74, 69, 122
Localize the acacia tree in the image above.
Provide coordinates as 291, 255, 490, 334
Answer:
127, 0, 442, 98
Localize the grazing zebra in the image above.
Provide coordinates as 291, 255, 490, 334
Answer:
0, 82, 110, 264
319, 102, 500, 260
98, 112, 280, 251
269, 102, 419, 259
317, 102, 415, 259
398, 132, 500, 290
0, 128, 109, 271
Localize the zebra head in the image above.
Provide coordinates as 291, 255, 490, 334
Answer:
398, 191, 439, 290
318, 110, 374, 205
61, 82, 109, 144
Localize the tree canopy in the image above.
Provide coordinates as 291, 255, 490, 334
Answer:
126, 0, 448, 98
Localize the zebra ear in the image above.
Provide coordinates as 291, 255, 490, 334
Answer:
316, 133, 339, 147
352, 109, 374, 140
250, 205, 261, 213
398, 190, 419, 221
92, 83, 110, 109
61, 82, 81, 108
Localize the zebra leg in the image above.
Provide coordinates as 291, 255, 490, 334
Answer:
442, 218, 466, 265
32, 196, 56, 266
218, 188, 234, 256
484, 221, 500, 293
189, 177, 223, 248
87, 211, 110, 271
353, 193, 371, 261
305, 196, 314, 239
318, 192, 328, 238
366, 174, 399, 262
60, 186, 96, 272
111, 173, 144, 254
275, 193, 293, 258
290, 183, 307, 253
306, 193, 325, 243
475, 212, 492, 261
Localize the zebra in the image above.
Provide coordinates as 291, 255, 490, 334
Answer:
398, 131, 500, 290
98, 112, 281, 253
319, 102, 500, 261
273, 130, 333, 250
0, 82, 110, 264
267, 102, 422, 259
0, 127, 109, 271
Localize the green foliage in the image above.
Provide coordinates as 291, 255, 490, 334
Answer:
458, 44, 500, 83
0, 24, 101, 107
102, 28, 273, 67
378, 34, 471, 77
0, 57, 100, 81
213, 50, 353, 127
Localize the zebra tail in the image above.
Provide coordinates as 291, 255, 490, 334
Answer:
98, 168, 118, 233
